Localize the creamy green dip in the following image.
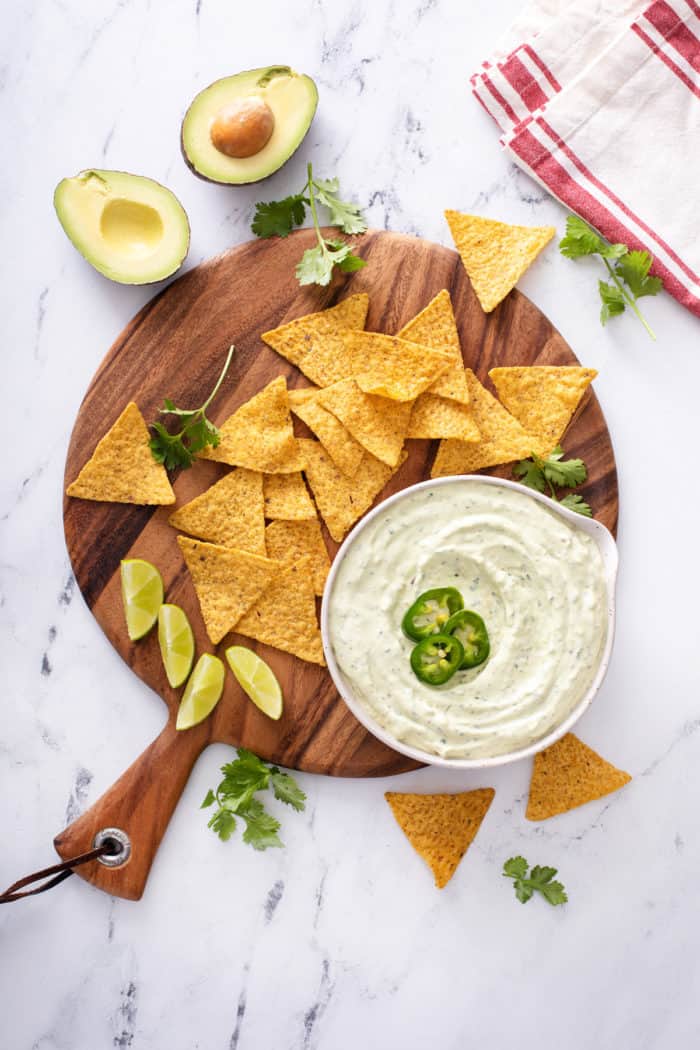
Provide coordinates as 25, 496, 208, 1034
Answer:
326, 480, 609, 759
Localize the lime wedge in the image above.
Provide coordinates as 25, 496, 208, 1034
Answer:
176, 653, 225, 730
120, 559, 164, 641
225, 645, 283, 720
158, 604, 195, 688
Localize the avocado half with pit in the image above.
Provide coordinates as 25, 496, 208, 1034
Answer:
54, 170, 190, 284
181, 65, 318, 184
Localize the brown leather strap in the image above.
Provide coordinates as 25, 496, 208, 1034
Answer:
0, 843, 115, 903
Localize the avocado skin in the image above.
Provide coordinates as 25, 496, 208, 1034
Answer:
180, 67, 318, 186
54, 169, 191, 286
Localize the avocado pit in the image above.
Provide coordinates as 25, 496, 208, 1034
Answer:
210, 96, 275, 158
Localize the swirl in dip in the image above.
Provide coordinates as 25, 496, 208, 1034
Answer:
326, 479, 609, 760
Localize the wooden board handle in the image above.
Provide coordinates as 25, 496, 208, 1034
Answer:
54, 719, 209, 900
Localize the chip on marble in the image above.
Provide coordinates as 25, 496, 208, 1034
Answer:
526, 733, 631, 821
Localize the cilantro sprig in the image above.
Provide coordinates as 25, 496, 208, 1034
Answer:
201, 748, 306, 850
149, 345, 234, 469
559, 215, 662, 339
503, 856, 568, 906
515, 445, 592, 517
252, 162, 367, 287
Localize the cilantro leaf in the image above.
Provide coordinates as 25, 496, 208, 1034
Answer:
514, 881, 534, 903
313, 176, 368, 235
559, 214, 661, 338
271, 771, 307, 811
240, 798, 283, 851
514, 456, 546, 492
202, 748, 305, 851
503, 856, 568, 906
614, 251, 663, 300
502, 856, 529, 879
149, 346, 234, 470
251, 162, 367, 287
599, 280, 626, 326
251, 194, 307, 238
208, 807, 237, 842
559, 493, 593, 517
540, 880, 568, 906
542, 447, 587, 488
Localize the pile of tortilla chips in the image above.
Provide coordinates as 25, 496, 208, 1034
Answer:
66, 213, 596, 669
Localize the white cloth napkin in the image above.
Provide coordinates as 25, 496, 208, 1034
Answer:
472, 0, 700, 318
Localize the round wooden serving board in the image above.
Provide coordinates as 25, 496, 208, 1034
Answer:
57, 229, 618, 899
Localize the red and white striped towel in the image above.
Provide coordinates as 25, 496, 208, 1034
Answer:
472, 0, 700, 318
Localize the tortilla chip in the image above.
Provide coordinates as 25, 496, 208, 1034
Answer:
431, 369, 536, 477
177, 535, 281, 645
385, 789, 495, 889
300, 438, 406, 542
526, 733, 631, 821
66, 402, 175, 505
344, 331, 452, 402
317, 379, 412, 467
265, 518, 330, 595
263, 471, 316, 521
234, 555, 325, 665
261, 293, 369, 371
445, 211, 555, 313
289, 388, 365, 478
168, 468, 265, 555
407, 393, 481, 442
489, 366, 598, 453
398, 290, 469, 403
199, 377, 305, 474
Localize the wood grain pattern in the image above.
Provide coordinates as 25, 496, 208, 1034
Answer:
57, 229, 618, 899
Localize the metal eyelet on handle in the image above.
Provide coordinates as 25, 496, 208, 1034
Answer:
93, 827, 132, 867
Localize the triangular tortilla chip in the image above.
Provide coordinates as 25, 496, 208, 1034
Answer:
398, 290, 469, 403
445, 211, 555, 313
265, 518, 330, 595
168, 468, 265, 554
177, 535, 281, 645
431, 369, 536, 477
66, 402, 175, 505
289, 388, 365, 478
343, 331, 452, 402
385, 789, 495, 889
526, 733, 631, 821
317, 379, 412, 467
407, 393, 481, 442
263, 471, 316, 521
234, 555, 325, 665
300, 438, 406, 542
489, 366, 597, 453
199, 377, 305, 474
261, 293, 369, 370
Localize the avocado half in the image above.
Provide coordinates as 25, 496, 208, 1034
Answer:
181, 65, 318, 185
54, 170, 190, 285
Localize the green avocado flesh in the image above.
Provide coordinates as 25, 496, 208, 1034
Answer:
54, 170, 190, 284
181, 65, 318, 184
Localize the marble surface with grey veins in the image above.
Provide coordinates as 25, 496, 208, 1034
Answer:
2, 1, 700, 1047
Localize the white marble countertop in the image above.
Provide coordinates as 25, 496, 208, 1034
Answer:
3, 1, 700, 1046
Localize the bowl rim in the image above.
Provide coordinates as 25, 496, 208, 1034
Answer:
320, 473, 619, 770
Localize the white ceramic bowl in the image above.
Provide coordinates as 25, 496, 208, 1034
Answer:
320, 474, 618, 769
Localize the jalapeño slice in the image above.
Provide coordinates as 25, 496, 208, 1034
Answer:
444, 609, 490, 669
410, 634, 464, 686
402, 587, 464, 641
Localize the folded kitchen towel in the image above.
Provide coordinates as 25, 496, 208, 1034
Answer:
472, 0, 700, 318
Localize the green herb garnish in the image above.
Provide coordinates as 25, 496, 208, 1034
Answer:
514, 445, 591, 517
201, 747, 306, 850
559, 215, 662, 339
252, 162, 367, 286
503, 856, 568, 906
149, 345, 234, 469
